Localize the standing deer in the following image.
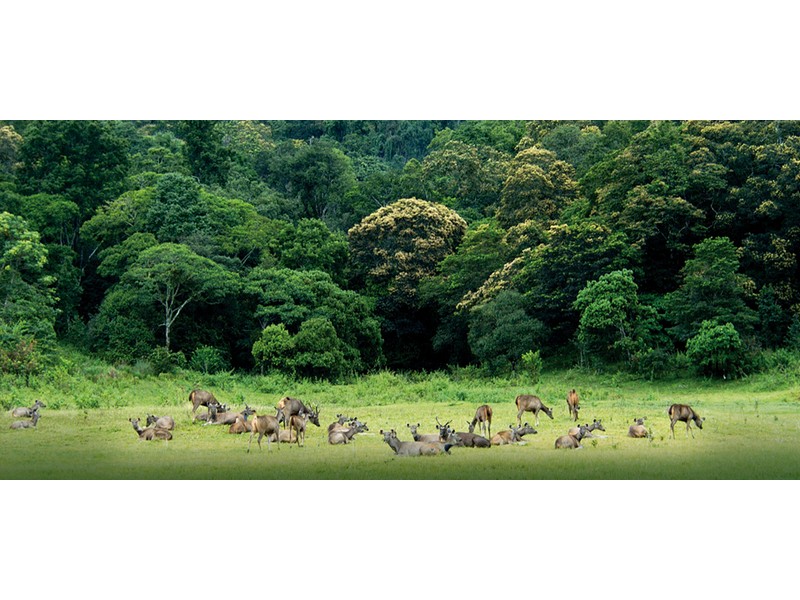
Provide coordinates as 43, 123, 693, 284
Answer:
381, 429, 455, 456
628, 417, 649, 438
248, 413, 281, 452
146, 414, 175, 430
515, 394, 554, 427
10, 409, 40, 430
11, 399, 45, 418
555, 424, 590, 449
566, 389, 580, 422
277, 397, 320, 429
491, 423, 537, 445
668, 404, 705, 438
288, 412, 310, 446
129, 417, 172, 441
468, 405, 492, 438
189, 389, 219, 415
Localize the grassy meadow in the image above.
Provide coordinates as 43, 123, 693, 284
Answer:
2, 350, 800, 479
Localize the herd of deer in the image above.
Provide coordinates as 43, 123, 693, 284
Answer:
8, 388, 707, 455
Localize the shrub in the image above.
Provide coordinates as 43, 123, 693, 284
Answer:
149, 346, 187, 375
189, 345, 230, 374
520, 350, 543, 384
686, 321, 746, 378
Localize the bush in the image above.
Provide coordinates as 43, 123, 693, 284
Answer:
189, 345, 230, 374
686, 321, 746, 378
149, 346, 187, 375
631, 347, 673, 380
520, 350, 543, 384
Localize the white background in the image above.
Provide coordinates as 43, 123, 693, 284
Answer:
2, 2, 798, 598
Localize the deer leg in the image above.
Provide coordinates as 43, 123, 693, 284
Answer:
687, 422, 693, 439
670, 420, 676, 439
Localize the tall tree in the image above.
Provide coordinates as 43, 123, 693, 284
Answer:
176, 120, 232, 186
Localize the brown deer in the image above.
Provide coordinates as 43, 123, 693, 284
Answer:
568, 418, 604, 438
438, 421, 490, 448
491, 423, 537, 445
555, 424, 590, 449
407, 422, 441, 443
10, 409, 40, 430
205, 404, 255, 426
288, 412, 310, 446
189, 389, 219, 415
195, 403, 229, 422
248, 414, 281, 452
11, 399, 45, 418
515, 394, 554, 427
277, 397, 320, 429
129, 417, 172, 441
229, 408, 258, 434
566, 389, 580, 422
628, 417, 649, 438
381, 429, 455, 456
146, 414, 175, 430
328, 420, 369, 445
468, 405, 492, 438
327, 414, 351, 433
668, 404, 705, 439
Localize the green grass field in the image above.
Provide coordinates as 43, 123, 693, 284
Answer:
2, 360, 799, 479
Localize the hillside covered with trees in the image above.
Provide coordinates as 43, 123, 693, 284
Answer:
2, 120, 799, 381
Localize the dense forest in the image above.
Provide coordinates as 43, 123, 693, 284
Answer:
2, 120, 799, 381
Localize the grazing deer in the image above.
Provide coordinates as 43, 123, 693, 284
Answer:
248, 414, 281, 452
10, 409, 40, 430
568, 418, 604, 438
407, 422, 441, 443
381, 429, 455, 456
129, 417, 172, 441
515, 394, 554, 427
329, 420, 369, 445
189, 389, 219, 415
11, 399, 45, 418
628, 417, 649, 438
146, 414, 175, 430
668, 404, 705, 439
566, 389, 580, 422
277, 397, 320, 429
491, 423, 537, 445
555, 424, 591, 449
468, 405, 492, 438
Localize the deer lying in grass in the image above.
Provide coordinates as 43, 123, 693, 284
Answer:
381, 429, 456, 456
11, 399, 45, 418
195, 403, 229, 422
229, 408, 258, 434
438, 420, 490, 448
277, 397, 320, 429
189, 389, 219, 415
146, 414, 175, 430
468, 405, 492, 438
668, 404, 705, 439
10, 409, 40, 430
327, 414, 351, 433
205, 404, 255, 426
248, 413, 281, 452
515, 394, 554, 427
129, 417, 172, 441
567, 389, 580, 422
554, 424, 590, 449
568, 418, 604, 438
491, 423, 537, 445
628, 417, 649, 438
329, 420, 369, 445
407, 422, 441, 443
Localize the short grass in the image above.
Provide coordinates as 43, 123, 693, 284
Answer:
2, 357, 799, 479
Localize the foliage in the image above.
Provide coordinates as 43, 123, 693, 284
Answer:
686, 321, 747, 378
189, 345, 230, 374
467, 290, 547, 374
520, 349, 543, 384
251, 323, 294, 374
148, 346, 187, 375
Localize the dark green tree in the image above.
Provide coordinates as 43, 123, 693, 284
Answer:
176, 121, 232, 186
